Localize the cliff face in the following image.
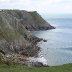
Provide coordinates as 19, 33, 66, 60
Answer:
0, 10, 55, 65
0, 10, 54, 31
0, 10, 41, 56
28, 11, 55, 30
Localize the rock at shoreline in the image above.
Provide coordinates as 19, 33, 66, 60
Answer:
43, 39, 47, 42
26, 56, 48, 67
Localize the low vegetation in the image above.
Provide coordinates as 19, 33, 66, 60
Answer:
0, 63, 72, 72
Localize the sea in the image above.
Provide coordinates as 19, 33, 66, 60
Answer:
32, 18, 72, 66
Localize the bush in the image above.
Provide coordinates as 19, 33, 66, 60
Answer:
0, 54, 5, 64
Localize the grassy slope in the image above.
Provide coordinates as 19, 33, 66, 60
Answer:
0, 64, 72, 72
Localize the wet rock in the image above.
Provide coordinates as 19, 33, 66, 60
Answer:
26, 61, 43, 67
32, 62, 43, 67
43, 39, 47, 42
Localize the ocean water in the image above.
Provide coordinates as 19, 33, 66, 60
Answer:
33, 18, 72, 66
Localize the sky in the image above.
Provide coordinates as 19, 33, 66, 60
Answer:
0, 0, 72, 14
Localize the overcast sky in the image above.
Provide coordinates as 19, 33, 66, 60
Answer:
0, 0, 72, 14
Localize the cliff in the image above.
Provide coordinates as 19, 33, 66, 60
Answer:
0, 10, 55, 65
0, 10, 54, 31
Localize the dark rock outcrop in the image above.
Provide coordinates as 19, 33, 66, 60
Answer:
31, 61, 49, 67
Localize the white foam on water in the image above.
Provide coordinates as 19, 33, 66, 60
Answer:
29, 56, 48, 65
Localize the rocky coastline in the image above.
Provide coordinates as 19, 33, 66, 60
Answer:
0, 10, 55, 67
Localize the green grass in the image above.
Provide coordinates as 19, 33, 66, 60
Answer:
0, 64, 72, 72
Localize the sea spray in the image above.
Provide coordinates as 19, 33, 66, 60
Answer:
27, 55, 48, 67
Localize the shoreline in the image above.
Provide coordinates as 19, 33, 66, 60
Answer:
0, 9, 55, 67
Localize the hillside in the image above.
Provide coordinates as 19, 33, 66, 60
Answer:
0, 10, 54, 30
0, 10, 55, 65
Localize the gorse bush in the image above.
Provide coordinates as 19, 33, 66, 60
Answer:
0, 54, 5, 64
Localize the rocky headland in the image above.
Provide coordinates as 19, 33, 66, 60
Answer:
0, 10, 55, 67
